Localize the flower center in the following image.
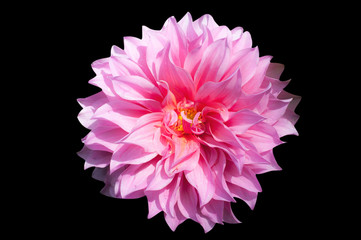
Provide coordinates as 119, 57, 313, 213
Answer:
172, 99, 205, 135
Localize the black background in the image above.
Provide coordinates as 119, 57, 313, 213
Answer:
15, 1, 353, 239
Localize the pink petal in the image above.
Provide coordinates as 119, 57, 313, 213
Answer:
162, 16, 187, 67
166, 135, 200, 174
82, 124, 127, 152
221, 48, 251, 81
164, 204, 186, 231
262, 97, 292, 124
273, 118, 299, 137
178, 12, 198, 42
196, 70, 242, 108
89, 73, 117, 100
121, 112, 163, 152
123, 37, 143, 61
123, 37, 157, 84
120, 159, 157, 198
146, 158, 174, 191
194, 38, 231, 90
110, 143, 158, 173
232, 31, 252, 52
238, 47, 259, 87
92, 100, 150, 132
112, 75, 162, 102
211, 25, 231, 42
77, 146, 111, 170
230, 84, 271, 112
177, 176, 198, 219
240, 122, 283, 153
223, 202, 241, 224
207, 116, 245, 149
77, 92, 108, 129
146, 191, 162, 219
266, 62, 284, 79
183, 27, 213, 78
152, 174, 181, 218
200, 199, 224, 224
185, 156, 215, 207
242, 55, 272, 92
193, 14, 219, 34
91, 57, 111, 75
228, 183, 258, 210
199, 134, 244, 173
243, 149, 281, 174
225, 167, 262, 192
157, 44, 195, 101
267, 76, 290, 96
210, 150, 235, 202
109, 50, 148, 79
195, 212, 216, 233
226, 109, 265, 135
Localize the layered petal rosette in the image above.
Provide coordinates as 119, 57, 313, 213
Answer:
77, 13, 300, 232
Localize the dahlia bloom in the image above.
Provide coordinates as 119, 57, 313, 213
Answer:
77, 13, 300, 232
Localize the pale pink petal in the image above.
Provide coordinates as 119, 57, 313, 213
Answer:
178, 12, 198, 42
230, 27, 244, 41
121, 112, 163, 152
200, 199, 224, 224
232, 31, 252, 52
152, 174, 181, 218
230, 84, 271, 112
123, 37, 157, 84
112, 75, 162, 101
225, 167, 262, 192
162, 16, 187, 67
273, 117, 299, 137
164, 204, 187, 231
77, 92, 108, 129
89, 74, 117, 100
185, 156, 215, 206
240, 122, 283, 153
210, 150, 235, 202
146, 158, 174, 191
195, 212, 216, 233
166, 135, 200, 174
110, 144, 158, 173
177, 176, 198, 219
223, 202, 241, 224
262, 97, 292, 124
120, 159, 157, 198
183, 27, 213, 78
207, 116, 245, 149
193, 14, 219, 34
244, 149, 281, 174
157, 44, 195, 101
146, 191, 163, 219
194, 38, 231, 90
243, 55, 272, 92
226, 109, 265, 135
82, 124, 127, 152
91, 57, 111, 75
92, 100, 150, 132
228, 183, 258, 210
77, 146, 112, 169
199, 134, 244, 173
196, 70, 242, 108
266, 62, 285, 79
238, 47, 259, 87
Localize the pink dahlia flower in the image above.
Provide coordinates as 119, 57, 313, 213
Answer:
77, 13, 300, 232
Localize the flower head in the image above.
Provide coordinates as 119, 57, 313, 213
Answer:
77, 13, 300, 232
